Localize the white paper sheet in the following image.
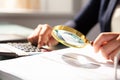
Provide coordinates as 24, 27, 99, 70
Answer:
0, 45, 119, 80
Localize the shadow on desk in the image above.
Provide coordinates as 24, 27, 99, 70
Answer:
0, 70, 22, 80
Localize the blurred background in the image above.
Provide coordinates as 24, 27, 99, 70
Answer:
0, 0, 88, 29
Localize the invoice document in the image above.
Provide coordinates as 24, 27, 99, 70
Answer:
0, 45, 119, 80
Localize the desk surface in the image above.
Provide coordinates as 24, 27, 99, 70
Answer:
0, 45, 119, 80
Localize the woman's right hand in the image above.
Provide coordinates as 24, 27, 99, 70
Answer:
27, 24, 59, 48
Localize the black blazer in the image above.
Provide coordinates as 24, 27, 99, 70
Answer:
65, 0, 119, 35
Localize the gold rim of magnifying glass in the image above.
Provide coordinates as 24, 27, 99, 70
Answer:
51, 25, 90, 48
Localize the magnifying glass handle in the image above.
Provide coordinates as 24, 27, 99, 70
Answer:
90, 41, 94, 45
90, 41, 107, 46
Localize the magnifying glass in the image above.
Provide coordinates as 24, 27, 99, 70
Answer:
51, 25, 102, 69
51, 25, 90, 48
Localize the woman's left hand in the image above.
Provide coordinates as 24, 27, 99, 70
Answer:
93, 32, 120, 61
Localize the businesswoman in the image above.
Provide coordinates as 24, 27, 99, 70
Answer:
28, 0, 120, 61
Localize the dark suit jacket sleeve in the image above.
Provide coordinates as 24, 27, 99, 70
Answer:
64, 0, 100, 35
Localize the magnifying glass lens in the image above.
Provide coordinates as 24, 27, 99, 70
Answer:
52, 25, 90, 48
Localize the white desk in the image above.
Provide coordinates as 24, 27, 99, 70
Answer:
0, 45, 119, 80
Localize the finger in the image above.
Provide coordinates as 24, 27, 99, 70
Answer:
37, 24, 52, 48
27, 25, 42, 45
47, 37, 59, 47
93, 32, 119, 53
100, 35, 120, 59
100, 43, 120, 60
117, 34, 120, 40
40, 48, 53, 52
109, 34, 120, 60
109, 46, 120, 61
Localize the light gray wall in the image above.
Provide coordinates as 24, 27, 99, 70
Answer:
0, 13, 74, 29
0, 0, 88, 29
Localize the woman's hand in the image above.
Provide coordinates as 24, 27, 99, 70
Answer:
93, 32, 120, 61
27, 24, 58, 48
